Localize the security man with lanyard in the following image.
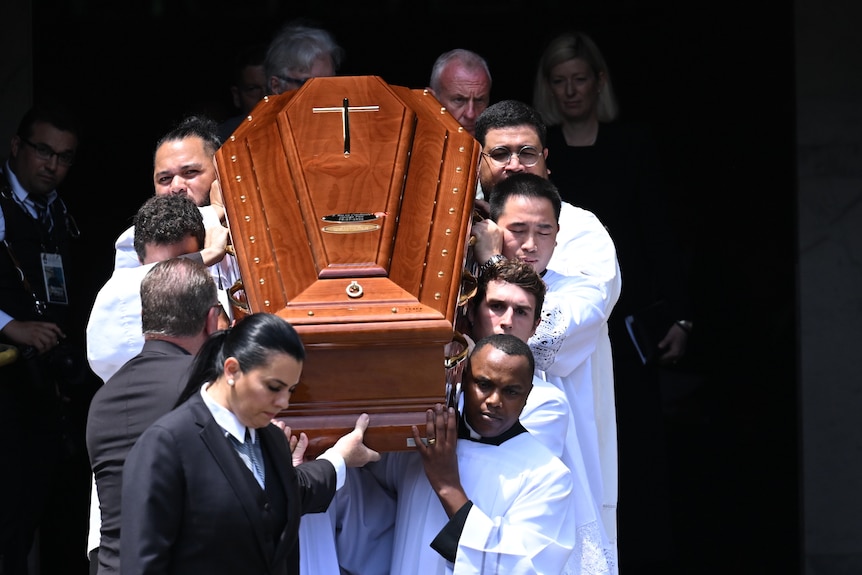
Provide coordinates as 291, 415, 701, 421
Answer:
0, 103, 98, 575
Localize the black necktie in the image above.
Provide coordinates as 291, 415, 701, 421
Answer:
230, 428, 265, 488
30, 196, 52, 232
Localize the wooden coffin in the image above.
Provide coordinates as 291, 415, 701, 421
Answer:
215, 76, 479, 457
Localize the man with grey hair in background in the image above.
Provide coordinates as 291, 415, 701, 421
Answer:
264, 19, 345, 95
427, 48, 492, 137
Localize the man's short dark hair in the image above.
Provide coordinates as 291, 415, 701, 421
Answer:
473, 259, 546, 325
17, 103, 82, 142
154, 115, 222, 161
488, 172, 561, 224
475, 100, 546, 149
132, 195, 205, 261
470, 333, 535, 377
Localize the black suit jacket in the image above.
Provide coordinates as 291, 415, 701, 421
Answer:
120, 390, 337, 575
85, 339, 193, 574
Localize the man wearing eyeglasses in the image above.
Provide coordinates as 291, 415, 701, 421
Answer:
470, 100, 622, 573
110, 115, 238, 325
0, 104, 100, 575
0, 106, 79, 352
263, 19, 344, 96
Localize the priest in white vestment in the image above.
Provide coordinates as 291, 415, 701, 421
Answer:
364, 334, 576, 575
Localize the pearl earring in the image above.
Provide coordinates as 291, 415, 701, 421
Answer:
227, 378, 235, 386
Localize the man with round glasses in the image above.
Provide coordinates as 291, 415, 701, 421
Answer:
481, 144, 542, 167
474, 99, 620, 303
1, 103, 101, 574
472, 99, 622, 573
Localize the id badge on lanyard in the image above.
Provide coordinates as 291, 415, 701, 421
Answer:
41, 252, 68, 305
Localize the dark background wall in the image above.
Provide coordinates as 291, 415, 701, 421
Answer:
6, 1, 810, 572
31, 0, 798, 341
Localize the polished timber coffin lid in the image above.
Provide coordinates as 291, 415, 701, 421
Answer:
216, 75, 479, 456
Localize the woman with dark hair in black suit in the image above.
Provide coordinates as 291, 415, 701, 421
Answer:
120, 312, 379, 575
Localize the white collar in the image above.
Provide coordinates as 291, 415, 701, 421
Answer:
200, 382, 257, 444
3, 160, 59, 214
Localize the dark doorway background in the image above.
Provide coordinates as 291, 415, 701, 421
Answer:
35, 1, 800, 572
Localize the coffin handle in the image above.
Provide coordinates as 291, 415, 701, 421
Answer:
227, 279, 250, 313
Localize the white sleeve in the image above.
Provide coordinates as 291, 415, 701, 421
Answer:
86, 268, 149, 383
519, 380, 570, 459
530, 271, 608, 377
316, 449, 346, 490
455, 453, 576, 575
0, 310, 12, 331
548, 202, 621, 309
113, 226, 139, 270
87, 475, 101, 554
198, 205, 222, 229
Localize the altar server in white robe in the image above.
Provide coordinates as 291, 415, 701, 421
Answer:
365, 333, 575, 575
547, 202, 621, 563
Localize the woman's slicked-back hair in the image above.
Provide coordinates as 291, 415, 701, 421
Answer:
175, 313, 306, 406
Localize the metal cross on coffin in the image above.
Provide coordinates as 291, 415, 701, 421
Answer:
312, 98, 380, 157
